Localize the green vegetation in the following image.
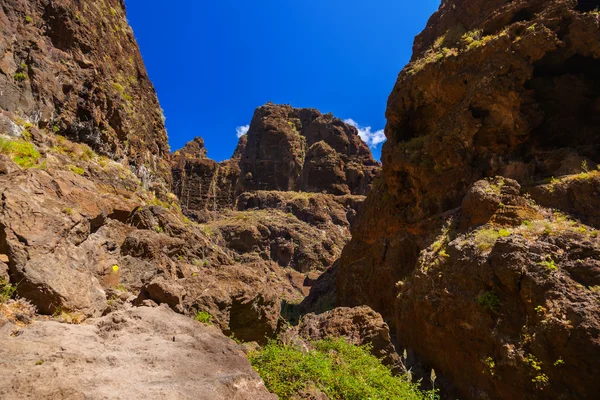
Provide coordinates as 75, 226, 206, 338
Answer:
154, 226, 164, 233
474, 229, 502, 251
25, 15, 33, 23
53, 307, 85, 324
554, 358, 565, 367
14, 72, 27, 82
249, 338, 438, 400
69, 165, 85, 175
478, 291, 501, 313
498, 228, 511, 238
524, 354, 549, 389
539, 256, 558, 272
194, 310, 213, 324
112, 82, 125, 93
484, 357, 496, 376
0, 137, 40, 168
0, 278, 17, 303
115, 284, 128, 292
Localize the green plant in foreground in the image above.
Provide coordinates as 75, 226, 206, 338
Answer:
0, 137, 40, 168
115, 284, 128, 292
478, 291, 501, 313
249, 338, 438, 400
195, 311, 213, 324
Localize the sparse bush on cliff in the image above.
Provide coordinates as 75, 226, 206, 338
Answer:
249, 338, 439, 400
0, 137, 40, 168
478, 292, 501, 313
0, 278, 16, 303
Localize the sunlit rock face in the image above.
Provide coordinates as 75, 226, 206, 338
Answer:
336, 1, 600, 398
0, 0, 172, 189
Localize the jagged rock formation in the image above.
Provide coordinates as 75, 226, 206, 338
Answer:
336, 1, 600, 399
171, 104, 381, 213
172, 136, 245, 214
239, 103, 380, 196
0, 0, 171, 189
0, 305, 276, 399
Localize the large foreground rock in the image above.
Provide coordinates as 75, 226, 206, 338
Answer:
0, 306, 276, 400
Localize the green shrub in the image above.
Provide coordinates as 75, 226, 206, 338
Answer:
0, 278, 17, 303
194, 310, 213, 324
0, 137, 40, 168
539, 256, 558, 272
478, 291, 501, 313
112, 82, 125, 93
25, 16, 33, 23
14, 72, 27, 82
69, 165, 85, 175
474, 229, 500, 251
249, 338, 438, 400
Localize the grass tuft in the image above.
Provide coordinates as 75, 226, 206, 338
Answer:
0, 137, 40, 168
249, 338, 439, 400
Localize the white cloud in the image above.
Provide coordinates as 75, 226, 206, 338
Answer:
344, 119, 386, 148
236, 125, 249, 138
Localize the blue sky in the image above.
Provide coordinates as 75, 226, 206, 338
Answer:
124, 0, 440, 161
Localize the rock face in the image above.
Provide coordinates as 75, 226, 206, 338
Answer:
336, 1, 600, 399
171, 104, 380, 213
289, 306, 404, 373
172, 137, 245, 213
0, 306, 276, 400
0, 0, 171, 188
239, 103, 380, 196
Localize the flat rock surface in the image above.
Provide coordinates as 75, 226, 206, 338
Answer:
0, 306, 276, 400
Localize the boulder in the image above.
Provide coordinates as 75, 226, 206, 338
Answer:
0, 306, 276, 400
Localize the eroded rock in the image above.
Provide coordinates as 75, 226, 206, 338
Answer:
0, 306, 276, 400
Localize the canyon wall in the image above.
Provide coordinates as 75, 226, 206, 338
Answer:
0, 0, 171, 189
337, 0, 600, 398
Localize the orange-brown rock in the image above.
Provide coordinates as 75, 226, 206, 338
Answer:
239, 103, 380, 196
0, 0, 171, 188
171, 137, 243, 212
336, 1, 600, 398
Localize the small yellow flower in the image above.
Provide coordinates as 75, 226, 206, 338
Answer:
112, 265, 119, 273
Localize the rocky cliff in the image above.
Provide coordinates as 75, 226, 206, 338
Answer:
172, 103, 381, 214
0, 1, 280, 397
239, 103, 380, 196
0, 0, 171, 189
337, 0, 600, 398
172, 136, 244, 213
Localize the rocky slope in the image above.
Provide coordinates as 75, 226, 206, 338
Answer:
0, 1, 294, 397
336, 0, 600, 398
0, 0, 171, 190
0, 305, 275, 400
